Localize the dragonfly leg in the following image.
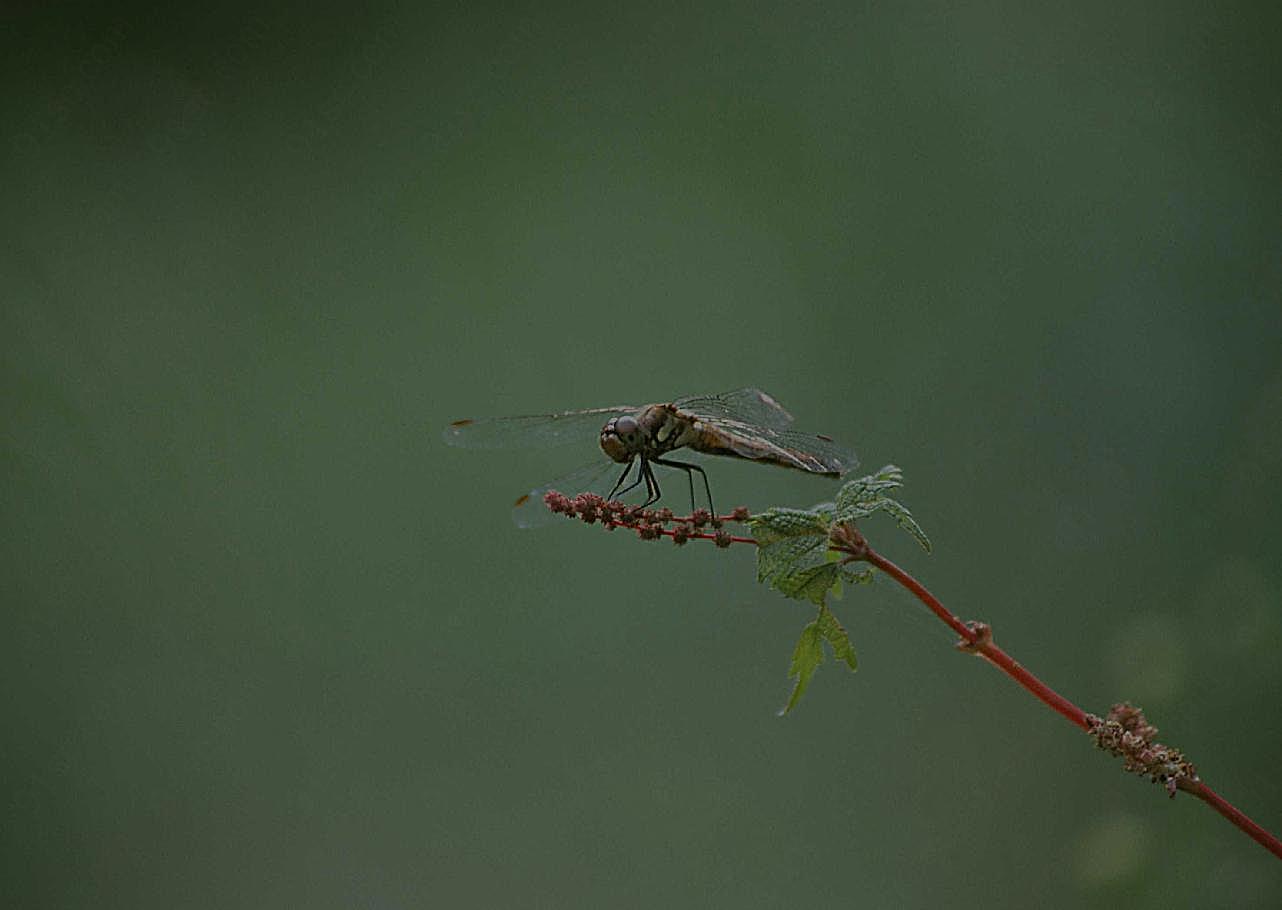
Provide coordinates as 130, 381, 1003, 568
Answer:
639, 458, 663, 508
651, 457, 714, 515
607, 459, 640, 500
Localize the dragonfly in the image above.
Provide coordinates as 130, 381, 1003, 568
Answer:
443, 388, 857, 527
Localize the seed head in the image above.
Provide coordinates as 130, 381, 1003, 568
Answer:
1087, 703, 1196, 797
543, 491, 572, 514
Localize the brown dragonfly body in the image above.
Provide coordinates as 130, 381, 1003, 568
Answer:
599, 401, 848, 475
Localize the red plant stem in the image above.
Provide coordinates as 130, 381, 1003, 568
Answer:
856, 543, 1282, 861
1181, 779, 1282, 861
863, 548, 1090, 730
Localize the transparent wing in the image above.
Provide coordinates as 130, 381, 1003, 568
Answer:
511, 458, 632, 528
443, 404, 637, 449
673, 388, 795, 429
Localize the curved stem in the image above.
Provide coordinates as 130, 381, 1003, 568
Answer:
846, 537, 1282, 861
863, 548, 1090, 730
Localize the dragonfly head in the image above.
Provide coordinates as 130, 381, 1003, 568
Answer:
599, 414, 641, 463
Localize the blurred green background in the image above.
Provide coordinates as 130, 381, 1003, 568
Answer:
4, 2, 1281, 907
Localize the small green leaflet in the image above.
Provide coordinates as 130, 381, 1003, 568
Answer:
833, 465, 932, 553
779, 604, 858, 715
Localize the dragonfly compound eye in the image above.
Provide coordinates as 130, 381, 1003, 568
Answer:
614, 415, 639, 437
599, 418, 632, 463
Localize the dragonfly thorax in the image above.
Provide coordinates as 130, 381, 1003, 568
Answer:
599, 404, 695, 464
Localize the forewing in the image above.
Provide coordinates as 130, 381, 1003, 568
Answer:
673, 388, 795, 429
443, 405, 636, 449
511, 458, 629, 528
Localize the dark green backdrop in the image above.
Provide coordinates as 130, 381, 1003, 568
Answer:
4, 3, 1280, 907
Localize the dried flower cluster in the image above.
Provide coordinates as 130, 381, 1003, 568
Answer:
542, 491, 755, 548
1087, 703, 1197, 797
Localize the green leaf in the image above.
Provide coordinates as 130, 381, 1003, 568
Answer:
768, 560, 843, 606
816, 604, 858, 672
833, 464, 932, 553
870, 497, 932, 553
825, 550, 845, 600
840, 565, 875, 586
749, 507, 842, 605
780, 617, 824, 714
838, 464, 904, 502
748, 507, 831, 545
779, 605, 858, 715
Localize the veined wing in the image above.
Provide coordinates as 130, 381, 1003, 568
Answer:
443, 404, 637, 449
673, 388, 795, 430
512, 458, 630, 528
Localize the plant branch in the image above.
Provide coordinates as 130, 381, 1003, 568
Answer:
829, 522, 1282, 862
1182, 779, 1282, 860
856, 542, 1089, 730
543, 485, 1282, 861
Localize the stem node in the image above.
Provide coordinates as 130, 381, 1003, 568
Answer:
955, 621, 992, 654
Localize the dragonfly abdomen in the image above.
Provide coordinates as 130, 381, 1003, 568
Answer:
689, 427, 845, 476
